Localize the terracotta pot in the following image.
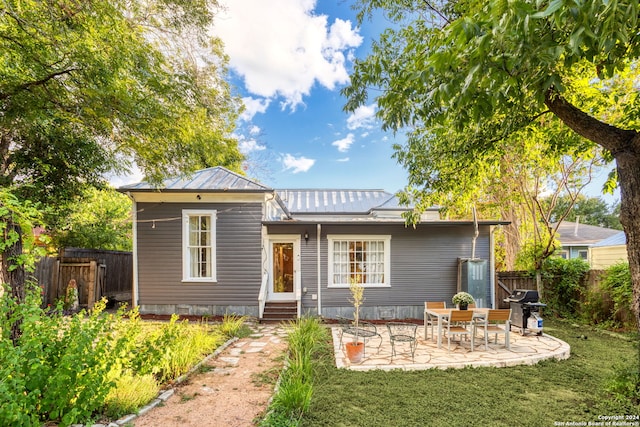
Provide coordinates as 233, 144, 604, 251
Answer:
345, 341, 365, 363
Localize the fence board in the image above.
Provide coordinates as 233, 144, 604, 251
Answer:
34, 248, 132, 307
495, 271, 537, 308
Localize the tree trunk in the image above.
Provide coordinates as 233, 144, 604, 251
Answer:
545, 90, 640, 332
1, 219, 25, 344
616, 146, 640, 333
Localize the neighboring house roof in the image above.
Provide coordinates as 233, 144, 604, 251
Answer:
555, 221, 621, 246
592, 231, 626, 247
119, 166, 271, 192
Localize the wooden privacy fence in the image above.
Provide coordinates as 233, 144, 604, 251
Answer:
495, 269, 606, 308
34, 248, 132, 308
495, 271, 537, 308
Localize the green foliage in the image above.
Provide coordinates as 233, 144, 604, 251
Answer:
345, 0, 640, 328
260, 317, 331, 427
125, 315, 224, 384
52, 187, 132, 251
540, 257, 590, 318
1, 0, 243, 189
0, 188, 46, 273
0, 290, 121, 426
601, 263, 634, 328
550, 195, 622, 230
0, 287, 227, 425
218, 313, 250, 338
103, 372, 159, 419
607, 338, 640, 404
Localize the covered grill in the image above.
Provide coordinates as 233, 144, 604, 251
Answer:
504, 289, 546, 335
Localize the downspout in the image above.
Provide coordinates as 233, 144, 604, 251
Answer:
126, 192, 139, 308
471, 205, 479, 259
490, 225, 499, 309
316, 223, 322, 316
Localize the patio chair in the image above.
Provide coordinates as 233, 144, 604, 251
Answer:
424, 301, 447, 340
444, 310, 474, 352
474, 309, 512, 350
337, 316, 383, 356
386, 322, 418, 362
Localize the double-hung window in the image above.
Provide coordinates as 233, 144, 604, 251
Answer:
328, 235, 390, 287
182, 209, 216, 282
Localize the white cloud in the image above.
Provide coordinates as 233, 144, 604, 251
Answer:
346, 104, 376, 130
237, 136, 266, 154
337, 157, 350, 162
216, 0, 362, 110
249, 125, 261, 135
240, 96, 271, 121
332, 133, 354, 152
282, 154, 315, 173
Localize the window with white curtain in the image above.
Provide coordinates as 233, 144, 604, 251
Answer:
327, 235, 391, 287
182, 209, 216, 282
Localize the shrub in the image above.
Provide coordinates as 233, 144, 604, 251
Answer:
0, 286, 125, 426
599, 262, 634, 328
540, 257, 589, 318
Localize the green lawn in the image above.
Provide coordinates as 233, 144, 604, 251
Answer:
300, 319, 639, 427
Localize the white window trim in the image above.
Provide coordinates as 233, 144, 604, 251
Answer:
327, 234, 391, 288
182, 209, 217, 283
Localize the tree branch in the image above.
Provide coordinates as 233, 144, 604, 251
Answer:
544, 88, 637, 155
0, 68, 79, 101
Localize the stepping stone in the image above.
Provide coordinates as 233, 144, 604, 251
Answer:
219, 356, 240, 366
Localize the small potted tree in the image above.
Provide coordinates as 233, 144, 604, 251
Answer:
345, 278, 365, 363
452, 291, 475, 310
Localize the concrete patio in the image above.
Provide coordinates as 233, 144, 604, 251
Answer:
331, 325, 571, 371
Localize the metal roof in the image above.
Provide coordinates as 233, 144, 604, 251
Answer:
119, 166, 271, 192
592, 231, 626, 247
276, 189, 398, 214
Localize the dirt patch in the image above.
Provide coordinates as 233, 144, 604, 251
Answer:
133, 324, 288, 427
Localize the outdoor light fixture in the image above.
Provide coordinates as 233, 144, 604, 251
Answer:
304, 231, 309, 242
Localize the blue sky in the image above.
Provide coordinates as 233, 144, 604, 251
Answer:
211, 0, 618, 204
112, 0, 618, 205
212, 0, 410, 192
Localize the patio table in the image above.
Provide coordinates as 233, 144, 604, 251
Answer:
424, 308, 489, 348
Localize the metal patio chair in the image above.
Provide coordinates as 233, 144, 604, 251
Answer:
386, 322, 418, 361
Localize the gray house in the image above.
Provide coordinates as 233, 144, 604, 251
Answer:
120, 167, 507, 321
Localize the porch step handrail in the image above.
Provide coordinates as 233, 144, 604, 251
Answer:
258, 273, 269, 319
295, 269, 301, 319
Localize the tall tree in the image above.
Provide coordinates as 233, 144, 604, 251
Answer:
344, 1, 640, 329
550, 195, 622, 230
53, 187, 133, 252
0, 0, 243, 298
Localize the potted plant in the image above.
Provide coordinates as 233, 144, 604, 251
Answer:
452, 291, 475, 310
345, 279, 365, 363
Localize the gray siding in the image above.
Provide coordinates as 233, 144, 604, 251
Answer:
268, 223, 493, 319
136, 202, 262, 310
